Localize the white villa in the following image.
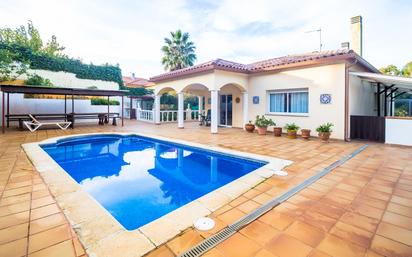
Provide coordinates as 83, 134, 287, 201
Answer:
147, 16, 412, 144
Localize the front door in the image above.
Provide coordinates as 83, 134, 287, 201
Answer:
219, 94, 232, 126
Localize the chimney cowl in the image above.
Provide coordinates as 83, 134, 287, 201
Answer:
341, 42, 350, 50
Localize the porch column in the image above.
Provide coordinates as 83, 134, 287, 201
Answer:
242, 92, 248, 129
178, 92, 184, 128
210, 90, 218, 133
198, 96, 203, 121
154, 94, 161, 124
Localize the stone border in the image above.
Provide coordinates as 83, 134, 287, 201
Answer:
22, 132, 292, 257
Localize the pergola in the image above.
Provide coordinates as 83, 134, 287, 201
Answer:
1, 84, 128, 133
350, 72, 412, 116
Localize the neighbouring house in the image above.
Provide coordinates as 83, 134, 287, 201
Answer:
123, 74, 155, 89
122, 74, 155, 119
149, 16, 412, 144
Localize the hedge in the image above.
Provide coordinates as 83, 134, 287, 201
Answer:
0, 43, 123, 86
91, 98, 120, 106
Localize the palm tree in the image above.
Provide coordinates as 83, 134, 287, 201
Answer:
161, 30, 196, 71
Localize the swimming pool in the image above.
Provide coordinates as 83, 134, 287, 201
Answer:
41, 134, 267, 230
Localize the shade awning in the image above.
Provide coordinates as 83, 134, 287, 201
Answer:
0, 84, 128, 96
350, 72, 412, 93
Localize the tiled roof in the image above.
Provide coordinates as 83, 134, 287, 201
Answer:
150, 49, 378, 82
123, 76, 155, 88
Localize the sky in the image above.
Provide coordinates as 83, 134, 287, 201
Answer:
1, 0, 411, 78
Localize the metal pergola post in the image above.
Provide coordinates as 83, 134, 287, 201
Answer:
6, 93, 10, 128
2, 91, 5, 134
107, 96, 110, 119
377, 83, 381, 117
384, 86, 387, 116
64, 95, 67, 121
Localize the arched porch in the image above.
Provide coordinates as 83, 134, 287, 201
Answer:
149, 75, 249, 134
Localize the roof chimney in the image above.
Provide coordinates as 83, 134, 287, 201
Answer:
351, 16, 363, 56
341, 42, 350, 50
131, 72, 136, 79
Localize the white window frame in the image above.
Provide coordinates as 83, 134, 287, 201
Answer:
266, 88, 309, 116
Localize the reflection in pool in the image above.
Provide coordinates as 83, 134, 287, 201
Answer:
42, 135, 266, 230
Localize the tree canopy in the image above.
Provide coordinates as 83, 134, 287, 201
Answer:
0, 21, 65, 57
379, 62, 412, 77
161, 30, 196, 71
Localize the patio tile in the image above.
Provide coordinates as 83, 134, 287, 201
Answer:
0, 222, 29, 244
31, 195, 55, 209
216, 233, 261, 257
28, 224, 72, 253
376, 221, 412, 246
317, 234, 366, 257
285, 221, 325, 247
202, 248, 225, 257
265, 234, 313, 257
145, 245, 175, 257
30, 203, 60, 220
386, 202, 412, 217
240, 220, 280, 246
166, 230, 204, 255
0, 201, 30, 217
339, 212, 379, 233
29, 212, 67, 235
0, 210, 29, 229
236, 200, 260, 213
258, 210, 295, 231
0, 193, 31, 207
308, 249, 331, 257
28, 239, 76, 257
217, 207, 245, 225
0, 237, 27, 257
391, 195, 412, 207
298, 210, 337, 232
382, 211, 412, 230
370, 235, 412, 257
330, 221, 373, 248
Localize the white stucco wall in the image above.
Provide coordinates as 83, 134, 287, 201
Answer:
248, 63, 346, 139
385, 118, 412, 146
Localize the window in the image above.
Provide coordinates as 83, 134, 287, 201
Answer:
268, 89, 308, 114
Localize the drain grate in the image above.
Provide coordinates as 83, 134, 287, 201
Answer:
178, 144, 368, 257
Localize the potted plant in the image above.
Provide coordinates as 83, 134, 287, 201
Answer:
284, 123, 300, 139
316, 122, 333, 142
301, 129, 311, 139
273, 126, 282, 137
254, 115, 275, 135
245, 120, 255, 133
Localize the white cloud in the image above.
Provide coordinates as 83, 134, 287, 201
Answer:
0, 0, 411, 78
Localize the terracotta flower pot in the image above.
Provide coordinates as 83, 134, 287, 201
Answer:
318, 132, 331, 142
257, 126, 267, 135
301, 129, 311, 139
287, 130, 297, 139
273, 127, 282, 137
245, 123, 255, 133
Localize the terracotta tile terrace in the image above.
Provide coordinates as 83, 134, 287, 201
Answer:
0, 121, 411, 257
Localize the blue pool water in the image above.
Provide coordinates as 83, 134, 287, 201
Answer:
41, 135, 266, 230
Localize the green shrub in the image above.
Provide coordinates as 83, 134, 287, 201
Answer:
284, 123, 300, 132
254, 115, 275, 128
0, 43, 123, 85
91, 97, 120, 106
25, 74, 54, 87
316, 122, 333, 133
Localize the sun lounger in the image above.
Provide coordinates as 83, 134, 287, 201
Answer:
23, 114, 71, 132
